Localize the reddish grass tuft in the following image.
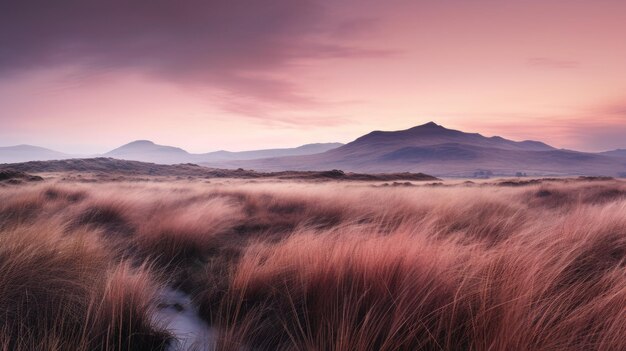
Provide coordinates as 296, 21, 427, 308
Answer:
0, 178, 625, 350
0, 219, 169, 350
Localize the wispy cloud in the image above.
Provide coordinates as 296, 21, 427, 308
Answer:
527, 57, 580, 69
601, 103, 626, 116
0, 0, 387, 115
452, 100, 626, 152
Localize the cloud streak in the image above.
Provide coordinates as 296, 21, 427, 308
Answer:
0, 0, 384, 111
526, 57, 580, 69
452, 100, 626, 152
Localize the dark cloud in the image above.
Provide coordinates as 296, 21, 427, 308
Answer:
0, 0, 382, 109
526, 57, 580, 69
330, 17, 380, 38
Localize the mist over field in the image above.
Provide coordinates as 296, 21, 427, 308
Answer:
1, 174, 625, 350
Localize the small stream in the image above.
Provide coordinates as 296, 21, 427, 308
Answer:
153, 288, 218, 351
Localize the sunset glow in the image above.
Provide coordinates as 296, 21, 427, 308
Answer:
2, 3, 626, 349
1, 0, 625, 153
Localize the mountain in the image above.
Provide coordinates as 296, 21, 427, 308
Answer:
0, 145, 71, 164
210, 122, 626, 177
3, 124, 625, 177
103, 140, 344, 164
1, 140, 344, 165
600, 149, 626, 158
345, 122, 554, 152
104, 140, 193, 164
200, 143, 344, 162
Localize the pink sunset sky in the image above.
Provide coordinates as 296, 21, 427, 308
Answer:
1, 0, 625, 154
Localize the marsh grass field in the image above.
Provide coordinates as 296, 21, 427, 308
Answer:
1, 175, 625, 350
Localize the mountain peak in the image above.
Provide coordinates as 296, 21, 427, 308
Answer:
344, 121, 557, 156
407, 122, 453, 133
106, 140, 190, 161
408, 121, 446, 130
125, 140, 155, 146
422, 121, 442, 128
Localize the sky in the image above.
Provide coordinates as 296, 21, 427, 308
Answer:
1, 0, 625, 154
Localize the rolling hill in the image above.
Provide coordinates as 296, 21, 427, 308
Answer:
0, 145, 72, 163
0, 158, 438, 181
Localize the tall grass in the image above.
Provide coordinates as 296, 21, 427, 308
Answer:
0, 220, 169, 350
0, 178, 625, 350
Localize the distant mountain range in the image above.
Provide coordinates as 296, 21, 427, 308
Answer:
204, 122, 626, 177
600, 149, 626, 158
2, 122, 626, 177
0, 141, 344, 165
0, 145, 70, 163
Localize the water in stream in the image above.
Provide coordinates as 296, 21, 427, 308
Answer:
153, 288, 218, 351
